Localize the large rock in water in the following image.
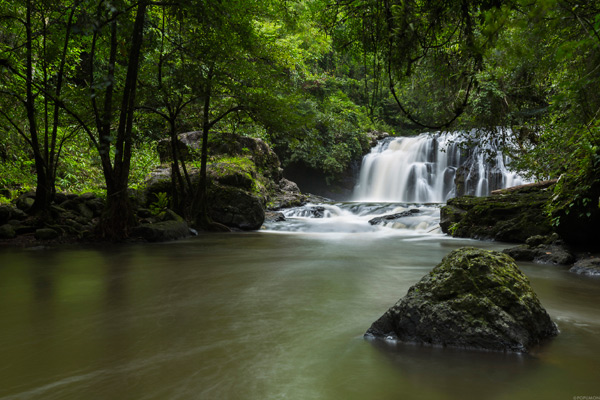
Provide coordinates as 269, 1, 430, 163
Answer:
366, 248, 558, 353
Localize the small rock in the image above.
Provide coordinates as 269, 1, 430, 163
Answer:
85, 198, 105, 215
279, 178, 300, 193
532, 245, 575, 265
569, 258, 600, 276
368, 209, 420, 225
264, 211, 286, 223
503, 245, 536, 261
77, 203, 94, 219
132, 220, 190, 242
80, 192, 97, 201
503, 243, 575, 265
11, 208, 27, 220
0, 224, 16, 239
526, 234, 559, 247
16, 196, 35, 212
35, 228, 59, 240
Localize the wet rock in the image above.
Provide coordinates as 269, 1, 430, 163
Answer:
569, 258, 600, 276
0, 224, 16, 239
366, 247, 558, 353
35, 228, 59, 240
368, 209, 421, 226
207, 185, 265, 230
503, 234, 575, 265
439, 204, 467, 232
132, 220, 191, 242
279, 178, 300, 193
441, 184, 554, 243
264, 211, 286, 223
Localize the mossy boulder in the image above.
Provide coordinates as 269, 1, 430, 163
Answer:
366, 247, 558, 353
440, 185, 554, 242
146, 132, 305, 230
207, 183, 265, 230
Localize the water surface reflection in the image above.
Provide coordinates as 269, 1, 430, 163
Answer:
0, 233, 598, 399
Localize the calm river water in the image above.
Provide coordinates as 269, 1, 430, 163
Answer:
1, 228, 599, 399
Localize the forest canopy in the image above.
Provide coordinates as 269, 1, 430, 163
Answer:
0, 0, 599, 238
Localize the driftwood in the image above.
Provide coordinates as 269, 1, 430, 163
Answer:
491, 179, 558, 195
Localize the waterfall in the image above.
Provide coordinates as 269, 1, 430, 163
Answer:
353, 131, 527, 203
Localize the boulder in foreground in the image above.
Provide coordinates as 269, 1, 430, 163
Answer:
366, 247, 558, 353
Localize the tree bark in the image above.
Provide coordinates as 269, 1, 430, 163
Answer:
98, 0, 148, 240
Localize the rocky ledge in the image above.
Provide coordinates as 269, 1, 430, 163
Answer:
440, 183, 554, 242
366, 247, 558, 353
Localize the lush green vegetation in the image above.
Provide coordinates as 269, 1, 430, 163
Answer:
1, 0, 599, 239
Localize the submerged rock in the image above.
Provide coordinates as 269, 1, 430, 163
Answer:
366, 247, 558, 353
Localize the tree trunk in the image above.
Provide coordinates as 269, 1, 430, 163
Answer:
97, 0, 148, 240
192, 70, 229, 232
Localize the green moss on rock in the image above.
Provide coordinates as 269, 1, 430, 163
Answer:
440, 186, 554, 242
366, 247, 558, 353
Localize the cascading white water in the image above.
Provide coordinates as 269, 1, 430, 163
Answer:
353, 131, 527, 202
263, 130, 529, 235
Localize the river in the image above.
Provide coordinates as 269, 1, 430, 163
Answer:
1, 224, 599, 399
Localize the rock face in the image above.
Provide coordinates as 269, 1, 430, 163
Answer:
366, 247, 558, 353
440, 185, 554, 242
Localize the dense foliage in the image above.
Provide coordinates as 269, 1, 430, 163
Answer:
1, 0, 599, 238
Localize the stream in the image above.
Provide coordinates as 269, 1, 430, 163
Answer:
1, 228, 599, 399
